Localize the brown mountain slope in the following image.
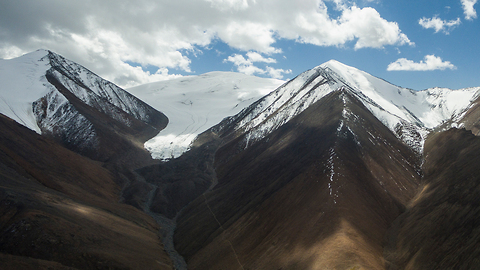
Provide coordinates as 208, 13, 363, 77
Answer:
174, 89, 421, 270
385, 128, 480, 270
0, 114, 172, 269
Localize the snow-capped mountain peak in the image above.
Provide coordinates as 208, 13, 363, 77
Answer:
218, 60, 480, 154
0, 49, 167, 156
320, 60, 480, 130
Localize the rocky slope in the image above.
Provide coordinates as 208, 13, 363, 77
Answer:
385, 128, 480, 270
0, 114, 172, 269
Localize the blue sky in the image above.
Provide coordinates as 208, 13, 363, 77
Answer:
1, 0, 479, 90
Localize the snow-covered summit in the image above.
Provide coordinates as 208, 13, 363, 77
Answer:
127, 72, 285, 160
0, 49, 166, 153
221, 60, 480, 153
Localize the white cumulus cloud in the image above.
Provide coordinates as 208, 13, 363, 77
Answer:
419, 16, 461, 34
266, 66, 292, 79
339, 6, 414, 49
387, 55, 457, 71
206, 0, 253, 11
461, 0, 478, 20
225, 52, 291, 79
0, 0, 412, 87
277, 4, 413, 49
246, 52, 277, 63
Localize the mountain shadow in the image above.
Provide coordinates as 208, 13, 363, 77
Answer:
385, 128, 480, 270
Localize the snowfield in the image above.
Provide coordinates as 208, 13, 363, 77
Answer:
127, 72, 285, 160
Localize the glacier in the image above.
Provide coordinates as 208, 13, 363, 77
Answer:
127, 72, 285, 160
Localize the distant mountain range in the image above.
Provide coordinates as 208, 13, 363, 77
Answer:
1, 50, 480, 269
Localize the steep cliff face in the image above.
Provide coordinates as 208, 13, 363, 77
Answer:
0, 50, 173, 269
0, 49, 168, 164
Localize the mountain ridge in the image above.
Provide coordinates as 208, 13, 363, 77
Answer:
169, 58, 480, 269
2, 49, 480, 269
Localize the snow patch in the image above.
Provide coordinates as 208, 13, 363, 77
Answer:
0, 50, 52, 132
327, 148, 338, 204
